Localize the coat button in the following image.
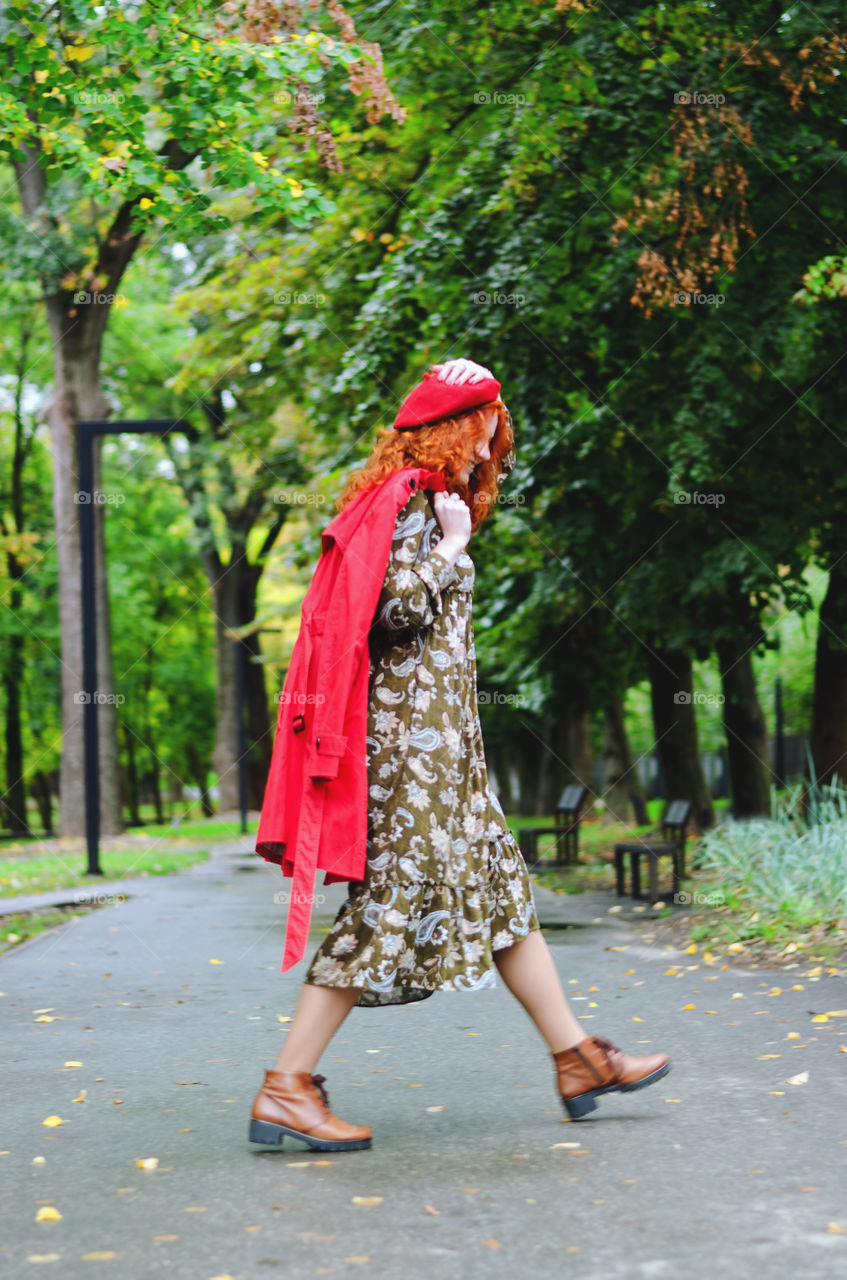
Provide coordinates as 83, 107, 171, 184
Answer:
316, 736, 321, 748
409, 478, 416, 489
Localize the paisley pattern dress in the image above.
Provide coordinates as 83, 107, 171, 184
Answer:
303, 484, 540, 1006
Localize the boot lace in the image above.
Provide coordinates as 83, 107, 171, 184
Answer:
310, 1073, 331, 1113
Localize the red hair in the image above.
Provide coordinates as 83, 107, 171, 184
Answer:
336, 400, 513, 531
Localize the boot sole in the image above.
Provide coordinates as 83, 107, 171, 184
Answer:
561, 1061, 671, 1120
248, 1117, 371, 1152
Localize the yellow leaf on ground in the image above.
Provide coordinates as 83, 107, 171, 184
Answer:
73, 1091, 87, 1103
152, 1235, 180, 1242
41, 1116, 62, 1127
137, 1157, 159, 1170
827, 1223, 847, 1234
26, 1255, 61, 1263
685, 944, 698, 954
276, 1015, 292, 1022
342, 1258, 370, 1265
35, 1207, 62, 1222
64, 1061, 83, 1068
34, 1016, 55, 1022
786, 1032, 801, 1039
209, 959, 223, 965
424, 1205, 440, 1215
482, 1239, 503, 1249
824, 1010, 847, 1017
785, 1071, 809, 1086
351, 1196, 383, 1207
83, 1252, 116, 1261
682, 1004, 695, 1011
632, 1016, 644, 1022
426, 1106, 444, 1112
33, 1157, 46, 1164
811, 1014, 829, 1023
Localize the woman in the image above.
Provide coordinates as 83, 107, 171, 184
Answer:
249, 357, 670, 1152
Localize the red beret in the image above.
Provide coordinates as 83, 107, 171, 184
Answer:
393, 366, 501, 430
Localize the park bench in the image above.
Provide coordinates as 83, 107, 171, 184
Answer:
613, 799, 691, 903
518, 784, 588, 868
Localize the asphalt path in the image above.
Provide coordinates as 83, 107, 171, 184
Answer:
3, 840, 846, 1279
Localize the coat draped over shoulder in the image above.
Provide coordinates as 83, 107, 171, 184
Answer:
255, 466, 447, 971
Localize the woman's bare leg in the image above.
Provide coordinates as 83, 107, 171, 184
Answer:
273, 983, 361, 1074
493, 929, 587, 1054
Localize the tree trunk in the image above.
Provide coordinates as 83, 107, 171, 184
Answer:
3, 590, 28, 835
714, 640, 771, 817
601, 694, 649, 827
562, 710, 594, 798
123, 723, 141, 826
809, 558, 847, 785
16, 150, 142, 839
31, 770, 54, 834
211, 552, 271, 812
645, 644, 715, 831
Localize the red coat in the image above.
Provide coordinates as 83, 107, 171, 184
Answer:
256, 466, 447, 971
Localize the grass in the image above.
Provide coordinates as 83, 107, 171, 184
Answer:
0, 846, 211, 898
0, 904, 100, 955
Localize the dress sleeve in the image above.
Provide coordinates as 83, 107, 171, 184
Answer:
372, 491, 458, 635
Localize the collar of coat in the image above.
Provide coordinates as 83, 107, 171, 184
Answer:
256, 466, 447, 973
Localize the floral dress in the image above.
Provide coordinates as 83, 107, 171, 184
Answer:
303, 484, 540, 1006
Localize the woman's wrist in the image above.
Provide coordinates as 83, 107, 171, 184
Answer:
435, 536, 467, 565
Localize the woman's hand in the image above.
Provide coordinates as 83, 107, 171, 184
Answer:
432, 357, 495, 386
432, 491, 471, 561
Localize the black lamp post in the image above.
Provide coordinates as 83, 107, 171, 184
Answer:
78, 418, 188, 876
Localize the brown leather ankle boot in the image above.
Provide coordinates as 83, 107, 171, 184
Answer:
249, 1069, 372, 1151
553, 1035, 670, 1120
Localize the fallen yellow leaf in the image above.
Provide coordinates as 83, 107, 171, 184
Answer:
33, 1156, 46, 1164
137, 1157, 159, 1170
26, 1256, 61, 1264
35, 1206, 62, 1222
152, 1234, 180, 1242
682, 1004, 695, 1011
64, 1061, 83, 1068
685, 944, 698, 954
632, 1016, 643, 1022
827, 1223, 847, 1234
785, 1071, 809, 1086
41, 1116, 62, 1128
83, 1252, 116, 1261
342, 1258, 370, 1265
276, 1015, 292, 1022
811, 1014, 829, 1024
482, 1239, 503, 1249
824, 1010, 847, 1017
209, 959, 223, 965
73, 1091, 87, 1103
34, 1016, 55, 1023
550, 1142, 582, 1149
351, 1196, 383, 1207
786, 1032, 801, 1040
424, 1205, 440, 1216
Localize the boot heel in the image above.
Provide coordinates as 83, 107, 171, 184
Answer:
249, 1118, 285, 1146
562, 1090, 598, 1120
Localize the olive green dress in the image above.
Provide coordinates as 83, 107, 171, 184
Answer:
303, 484, 540, 1006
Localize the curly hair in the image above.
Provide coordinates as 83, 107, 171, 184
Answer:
336, 400, 514, 531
